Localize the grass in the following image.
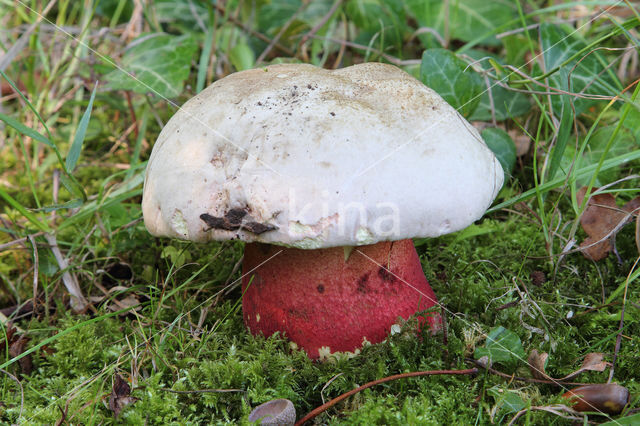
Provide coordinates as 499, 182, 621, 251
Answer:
1, 0, 639, 424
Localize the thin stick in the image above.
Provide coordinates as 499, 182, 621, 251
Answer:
295, 368, 478, 425
256, 2, 308, 63
298, 0, 344, 49
213, 3, 295, 57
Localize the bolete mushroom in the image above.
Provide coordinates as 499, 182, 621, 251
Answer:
142, 63, 503, 359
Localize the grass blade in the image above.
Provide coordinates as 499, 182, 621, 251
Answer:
65, 82, 97, 173
0, 187, 52, 233
0, 112, 54, 148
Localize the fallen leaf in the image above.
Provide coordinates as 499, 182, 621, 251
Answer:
108, 374, 138, 418
528, 349, 551, 380
107, 294, 141, 313
530, 270, 547, 286
508, 128, 531, 157
8, 335, 32, 375
527, 350, 610, 382
580, 352, 608, 372
4, 323, 32, 375
577, 187, 640, 261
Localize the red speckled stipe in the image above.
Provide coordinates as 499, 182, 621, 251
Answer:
242, 239, 441, 359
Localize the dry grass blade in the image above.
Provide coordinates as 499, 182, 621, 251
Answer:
44, 234, 88, 313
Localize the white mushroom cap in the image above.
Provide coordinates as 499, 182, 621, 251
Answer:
142, 63, 503, 249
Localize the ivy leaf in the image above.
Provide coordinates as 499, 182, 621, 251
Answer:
104, 33, 197, 99
420, 48, 483, 117
406, 0, 517, 46
470, 85, 531, 121
464, 50, 531, 121
540, 23, 621, 115
481, 127, 516, 181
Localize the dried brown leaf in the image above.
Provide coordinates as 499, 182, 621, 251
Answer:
7, 331, 32, 375
580, 352, 608, 372
108, 374, 138, 418
108, 294, 141, 314
577, 188, 640, 261
560, 352, 609, 381
528, 349, 552, 380
508, 128, 531, 157
528, 350, 610, 382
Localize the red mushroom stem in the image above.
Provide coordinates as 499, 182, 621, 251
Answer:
241, 239, 441, 359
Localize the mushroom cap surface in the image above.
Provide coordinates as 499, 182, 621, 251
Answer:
142, 63, 503, 248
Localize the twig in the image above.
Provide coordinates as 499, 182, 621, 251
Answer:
467, 358, 590, 386
307, 36, 420, 66
295, 368, 478, 425
409, 27, 446, 48
298, 0, 344, 55
256, 2, 309, 63
213, 3, 295, 57
0, 233, 44, 251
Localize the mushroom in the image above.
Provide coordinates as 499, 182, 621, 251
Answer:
142, 63, 503, 359
248, 399, 296, 425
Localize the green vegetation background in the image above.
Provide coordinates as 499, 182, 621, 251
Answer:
0, 0, 639, 424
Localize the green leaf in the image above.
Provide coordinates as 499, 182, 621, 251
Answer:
452, 221, 500, 243
0, 112, 54, 148
481, 127, 516, 181
59, 172, 86, 200
487, 386, 526, 415
161, 245, 192, 269
471, 87, 530, 121
465, 51, 530, 121
229, 43, 255, 71
420, 48, 483, 117
539, 23, 621, 115
153, 0, 208, 31
66, 83, 97, 173
474, 326, 525, 365
406, 0, 517, 46
104, 33, 198, 99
